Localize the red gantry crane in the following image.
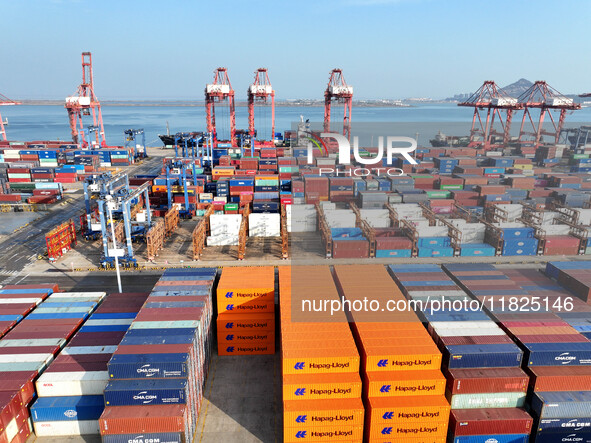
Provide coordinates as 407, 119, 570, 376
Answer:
65, 52, 106, 147
0, 93, 21, 141
517, 81, 581, 147
324, 69, 353, 139
205, 68, 236, 147
458, 81, 520, 148
247, 68, 275, 147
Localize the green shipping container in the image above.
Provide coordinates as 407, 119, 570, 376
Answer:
9, 183, 36, 190
224, 203, 239, 211
440, 184, 463, 191
449, 392, 525, 409
426, 191, 451, 199
0, 362, 47, 372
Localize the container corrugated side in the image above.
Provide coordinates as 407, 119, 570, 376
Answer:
452, 435, 529, 443
102, 433, 184, 443
284, 424, 363, 443
32, 420, 100, 437
531, 391, 591, 418
30, 395, 104, 422
448, 392, 526, 409
282, 398, 364, 428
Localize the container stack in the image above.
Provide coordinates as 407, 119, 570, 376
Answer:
333, 264, 450, 442
216, 267, 275, 356
207, 213, 241, 246
99, 267, 216, 443
30, 292, 147, 438
445, 263, 591, 443
393, 264, 534, 443
448, 219, 496, 257
0, 284, 58, 443
2, 290, 106, 441
279, 266, 364, 443
285, 204, 317, 232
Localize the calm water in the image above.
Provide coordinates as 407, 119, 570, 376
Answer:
2, 103, 591, 147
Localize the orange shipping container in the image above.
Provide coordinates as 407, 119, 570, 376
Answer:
282, 373, 362, 401
218, 339, 275, 356
217, 330, 275, 346
283, 398, 365, 428
365, 396, 450, 425
364, 370, 446, 398
217, 299, 275, 314
365, 419, 448, 440
282, 348, 359, 375
216, 313, 275, 332
284, 425, 363, 443
361, 345, 442, 372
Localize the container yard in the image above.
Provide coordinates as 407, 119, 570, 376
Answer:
2, 2, 591, 438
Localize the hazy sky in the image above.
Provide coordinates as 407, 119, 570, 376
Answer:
2, 0, 590, 100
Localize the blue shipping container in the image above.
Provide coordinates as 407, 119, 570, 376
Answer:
31, 395, 104, 422
524, 342, 591, 366
108, 353, 191, 379
104, 379, 189, 406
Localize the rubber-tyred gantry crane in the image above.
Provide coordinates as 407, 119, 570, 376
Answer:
517, 81, 581, 146
205, 68, 235, 147
0, 93, 21, 141
458, 81, 520, 148
324, 69, 353, 139
247, 68, 275, 146
65, 52, 106, 147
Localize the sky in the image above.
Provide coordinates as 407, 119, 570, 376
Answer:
1, 0, 590, 101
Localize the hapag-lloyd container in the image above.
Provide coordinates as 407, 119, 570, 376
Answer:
531, 391, 591, 418
363, 369, 446, 397
282, 398, 364, 428
524, 342, 591, 366
446, 368, 529, 394
284, 424, 364, 443
282, 373, 362, 400
365, 395, 450, 425
449, 408, 533, 436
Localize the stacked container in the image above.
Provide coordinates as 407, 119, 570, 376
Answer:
30, 292, 147, 438
334, 264, 450, 442
99, 267, 216, 442
394, 264, 533, 443
446, 263, 591, 443
0, 284, 58, 443
279, 266, 364, 443
216, 267, 275, 356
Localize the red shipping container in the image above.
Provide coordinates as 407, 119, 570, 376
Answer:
99, 404, 189, 435
543, 235, 581, 255
450, 408, 533, 436
438, 335, 514, 346
516, 334, 589, 343
528, 366, 591, 391
67, 331, 127, 346
446, 368, 529, 394
332, 239, 369, 258
0, 377, 36, 406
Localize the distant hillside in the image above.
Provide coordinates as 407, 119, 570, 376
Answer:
500, 78, 533, 97
446, 78, 533, 102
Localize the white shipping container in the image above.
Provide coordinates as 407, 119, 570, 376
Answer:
36, 371, 110, 396
360, 209, 391, 228
84, 319, 134, 326
431, 320, 499, 330
47, 292, 106, 301
0, 297, 43, 304
5, 418, 18, 442
0, 338, 66, 348
249, 213, 280, 237
33, 420, 100, 437
0, 353, 54, 364
433, 326, 506, 337
207, 235, 239, 246
62, 346, 117, 355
